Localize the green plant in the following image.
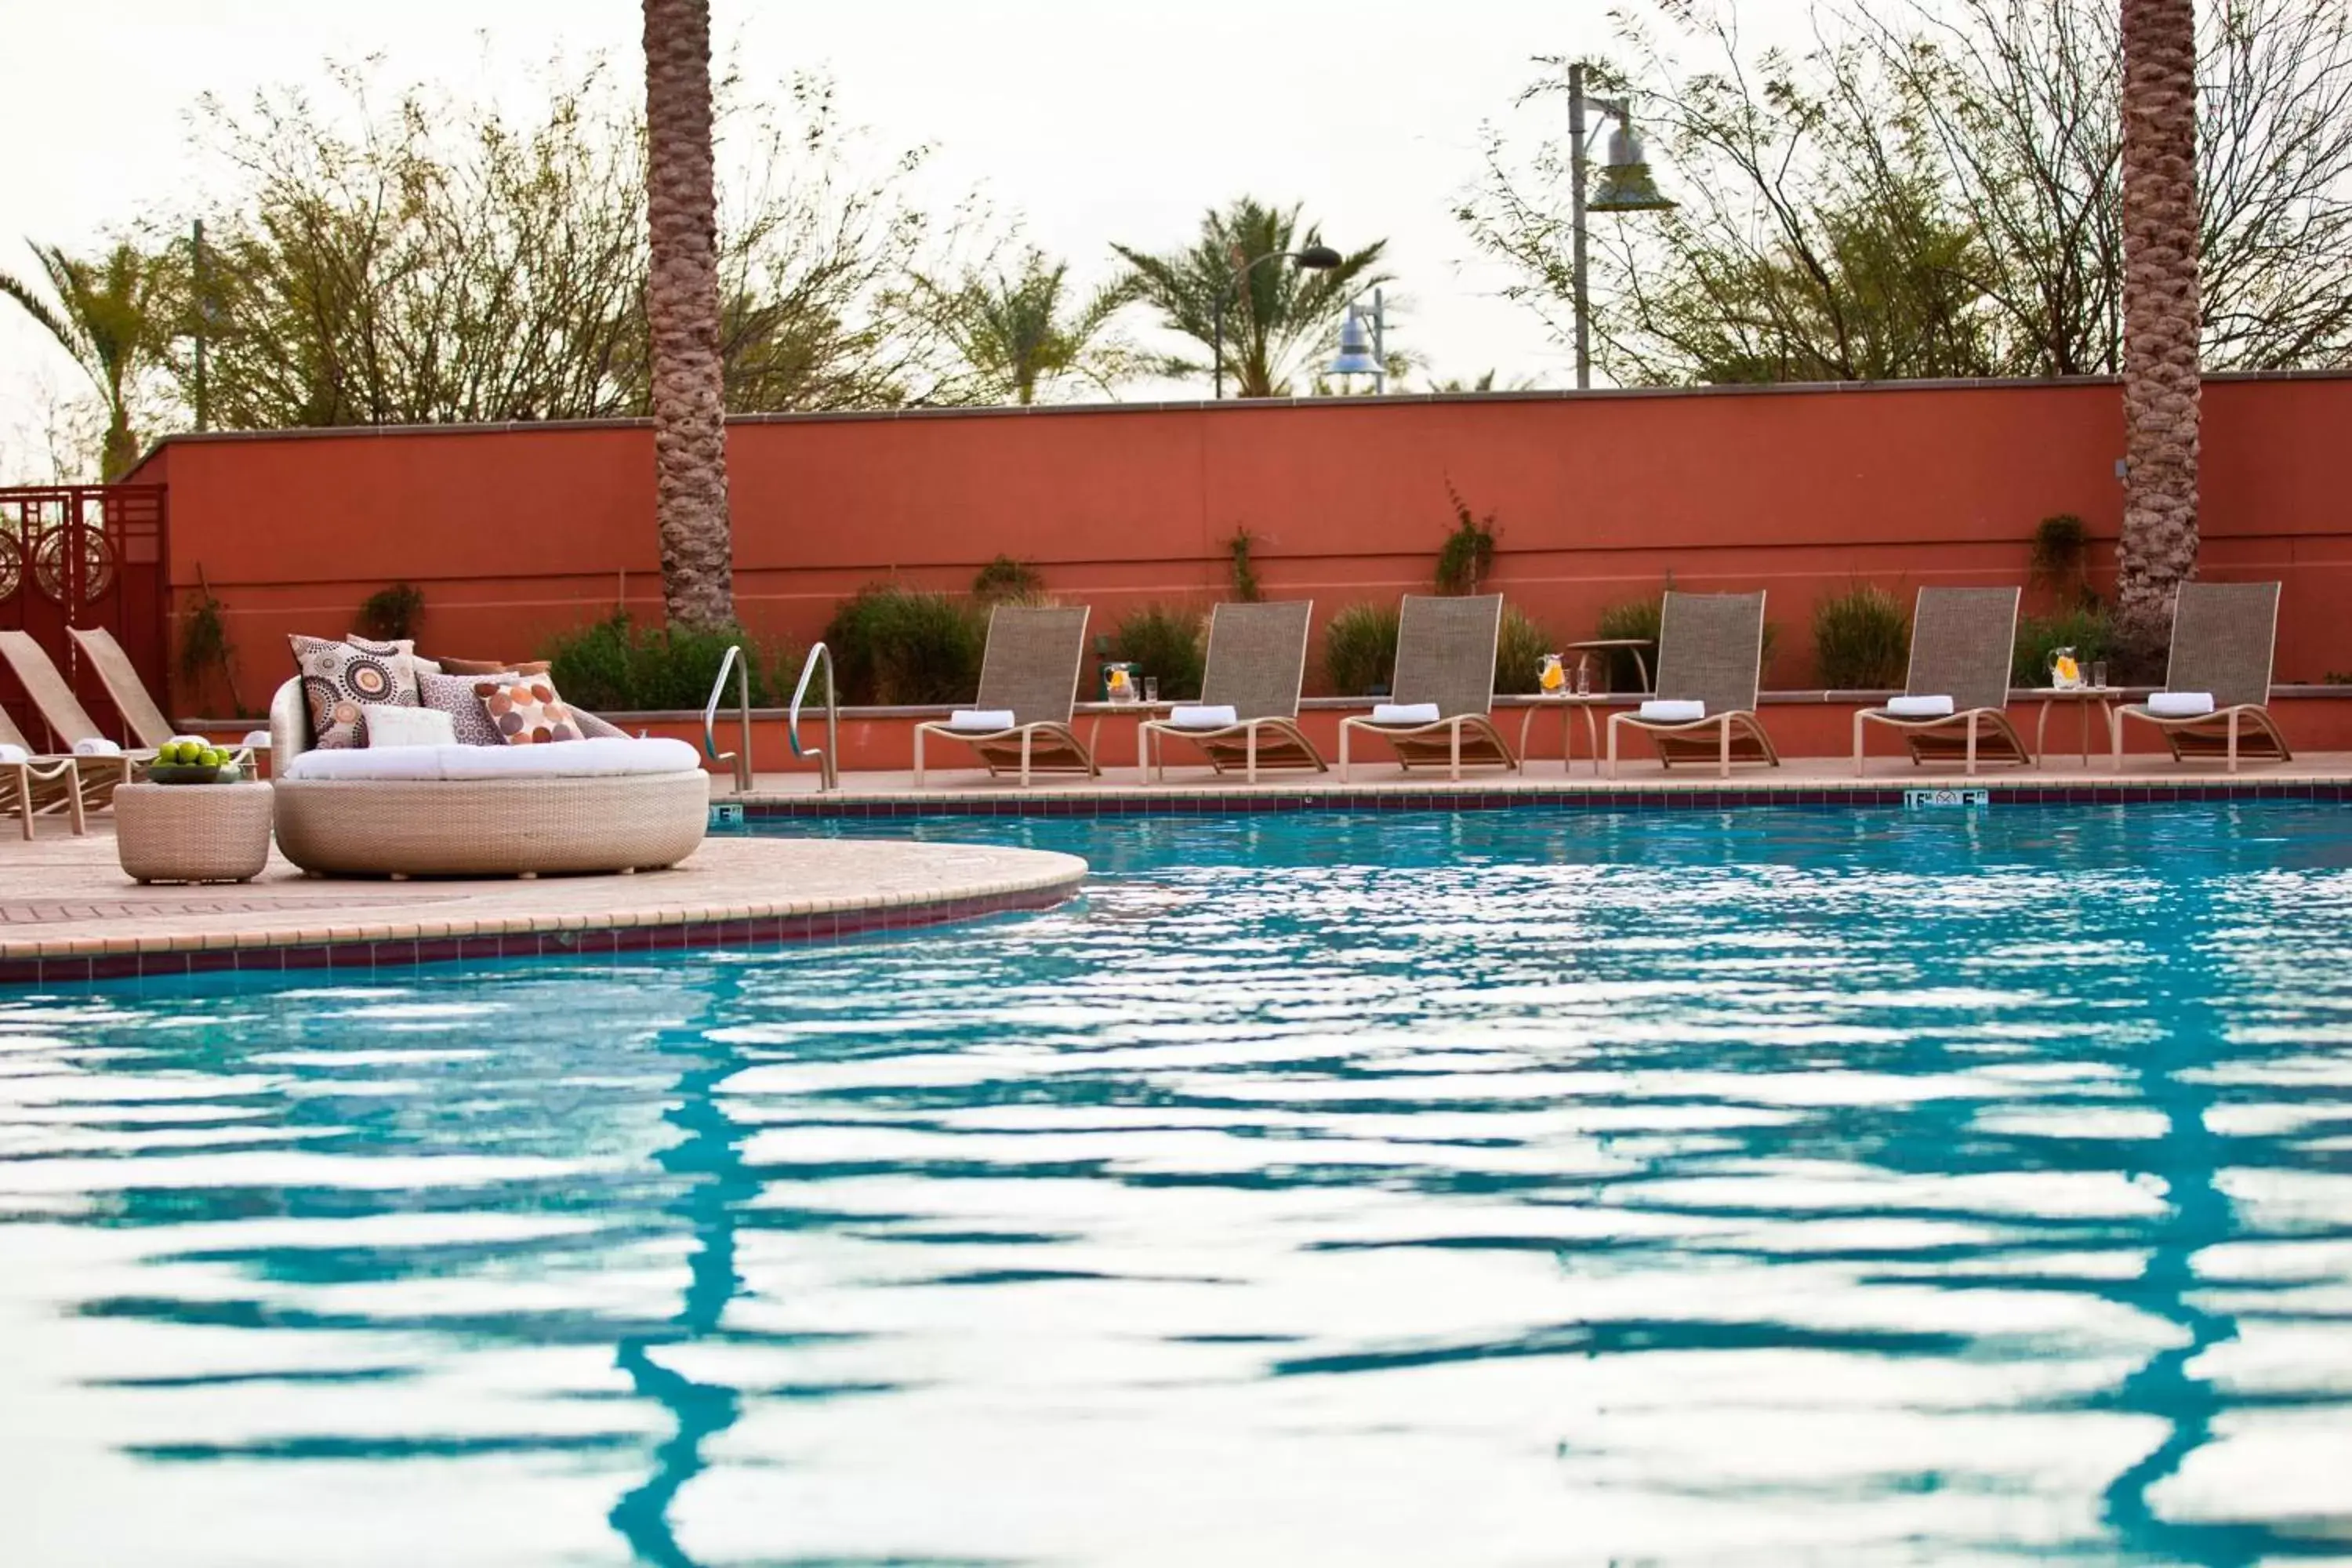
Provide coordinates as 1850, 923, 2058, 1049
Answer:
1812, 583, 1911, 688
1595, 594, 1664, 689
178, 587, 232, 686
355, 581, 426, 642
2013, 605, 2115, 685
2030, 514, 2092, 601
1227, 527, 1262, 603
1110, 604, 1207, 699
1323, 602, 1402, 695
2326, 670, 2352, 685
1435, 482, 1498, 594
539, 612, 790, 710
972, 554, 1044, 604
822, 586, 988, 704
1494, 605, 1551, 695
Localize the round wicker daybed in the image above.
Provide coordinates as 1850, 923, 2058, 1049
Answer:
269, 678, 708, 878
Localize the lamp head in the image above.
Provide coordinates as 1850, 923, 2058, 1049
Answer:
1588, 124, 1675, 212
1327, 308, 1382, 376
1294, 245, 1344, 270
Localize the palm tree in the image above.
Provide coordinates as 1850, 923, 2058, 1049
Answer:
1114, 199, 1388, 398
2114, 0, 2204, 668
641, 0, 735, 629
0, 241, 171, 481
920, 249, 1138, 405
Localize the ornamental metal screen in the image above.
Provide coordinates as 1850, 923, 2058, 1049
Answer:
0, 485, 170, 745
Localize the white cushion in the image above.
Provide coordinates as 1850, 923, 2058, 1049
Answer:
949, 709, 1018, 733
282, 736, 702, 782
1370, 702, 1442, 726
72, 737, 122, 757
2149, 691, 2216, 718
1886, 695, 1956, 718
363, 703, 457, 748
241, 731, 272, 751
1168, 704, 1240, 729
1639, 699, 1707, 723
0, 744, 27, 765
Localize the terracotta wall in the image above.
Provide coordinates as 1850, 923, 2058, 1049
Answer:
135, 373, 2352, 717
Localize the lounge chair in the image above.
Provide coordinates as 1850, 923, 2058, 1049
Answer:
1337, 593, 1519, 781
1140, 601, 1327, 783
913, 605, 1099, 786
0, 628, 152, 804
65, 625, 179, 752
0, 706, 86, 839
2112, 580, 2290, 772
1606, 591, 1780, 779
1853, 586, 2031, 776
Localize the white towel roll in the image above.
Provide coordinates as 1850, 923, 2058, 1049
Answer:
242, 731, 272, 750
0, 743, 27, 765
2148, 691, 2216, 718
1169, 704, 1239, 729
1370, 702, 1442, 726
949, 708, 1018, 732
1886, 695, 1956, 718
71, 737, 121, 757
1639, 699, 1706, 723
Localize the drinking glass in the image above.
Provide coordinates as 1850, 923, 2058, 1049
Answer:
2090, 660, 2108, 690
1574, 659, 1592, 696
1142, 677, 1160, 705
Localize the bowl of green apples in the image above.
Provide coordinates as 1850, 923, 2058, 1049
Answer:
147, 738, 245, 786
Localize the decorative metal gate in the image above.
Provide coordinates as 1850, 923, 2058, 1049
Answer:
0, 485, 170, 746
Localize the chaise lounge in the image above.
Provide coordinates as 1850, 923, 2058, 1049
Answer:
2111, 580, 2291, 772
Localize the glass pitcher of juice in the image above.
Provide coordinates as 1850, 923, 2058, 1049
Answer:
1105, 663, 1135, 703
2048, 646, 2082, 689
1539, 653, 1566, 694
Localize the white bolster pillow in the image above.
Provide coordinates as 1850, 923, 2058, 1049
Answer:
949, 709, 1018, 732
1639, 699, 1707, 723
1370, 702, 1442, 726
2148, 691, 2216, 718
1169, 705, 1240, 729
0, 743, 27, 765
72, 737, 122, 757
1886, 695, 1956, 718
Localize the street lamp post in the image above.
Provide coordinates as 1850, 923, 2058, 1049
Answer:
1214, 244, 1342, 399
1566, 62, 1675, 390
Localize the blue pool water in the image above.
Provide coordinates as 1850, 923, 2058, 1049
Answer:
4, 805, 2351, 1565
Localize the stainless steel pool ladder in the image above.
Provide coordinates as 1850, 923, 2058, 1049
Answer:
702, 644, 754, 794
788, 642, 839, 792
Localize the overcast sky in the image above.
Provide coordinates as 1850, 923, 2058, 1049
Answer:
0, 0, 1817, 479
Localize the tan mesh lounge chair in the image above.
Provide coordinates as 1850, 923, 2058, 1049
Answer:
0, 706, 86, 839
1140, 601, 1326, 783
1337, 593, 1519, 781
66, 624, 177, 751
913, 604, 1099, 786
0, 628, 151, 804
1607, 591, 1780, 778
1853, 586, 2031, 776
2112, 580, 2290, 772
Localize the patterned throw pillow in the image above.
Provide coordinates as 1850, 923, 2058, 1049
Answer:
418, 669, 514, 746
289, 634, 419, 749
437, 656, 552, 677
478, 673, 581, 745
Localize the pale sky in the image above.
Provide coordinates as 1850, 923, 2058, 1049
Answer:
0, 0, 1814, 479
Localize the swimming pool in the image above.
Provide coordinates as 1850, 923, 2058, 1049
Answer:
4, 804, 2350, 1564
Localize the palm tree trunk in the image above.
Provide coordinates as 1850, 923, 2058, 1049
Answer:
642, 0, 735, 629
2114, 0, 2203, 670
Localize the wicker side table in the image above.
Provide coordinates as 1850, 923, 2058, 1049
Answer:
115, 782, 274, 884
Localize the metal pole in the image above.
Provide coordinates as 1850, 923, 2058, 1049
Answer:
1570, 63, 1592, 391
1372, 287, 1385, 397
191, 218, 209, 432
1213, 301, 1224, 400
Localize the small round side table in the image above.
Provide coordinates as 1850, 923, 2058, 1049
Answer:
115, 781, 274, 884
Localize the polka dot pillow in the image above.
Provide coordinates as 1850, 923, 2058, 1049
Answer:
477, 673, 582, 745
289, 634, 419, 749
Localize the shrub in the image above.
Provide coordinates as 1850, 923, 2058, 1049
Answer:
1227, 528, 1262, 603
1110, 604, 1206, 699
1435, 482, 1498, 594
1494, 605, 1551, 695
356, 582, 426, 641
1595, 594, 1663, 689
1812, 584, 1911, 688
1323, 602, 1401, 695
2030, 514, 2090, 597
823, 586, 987, 705
973, 554, 1044, 604
541, 612, 789, 711
2014, 605, 2114, 686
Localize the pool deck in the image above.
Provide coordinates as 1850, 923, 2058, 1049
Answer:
2, 750, 2345, 986
0, 830, 1085, 985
